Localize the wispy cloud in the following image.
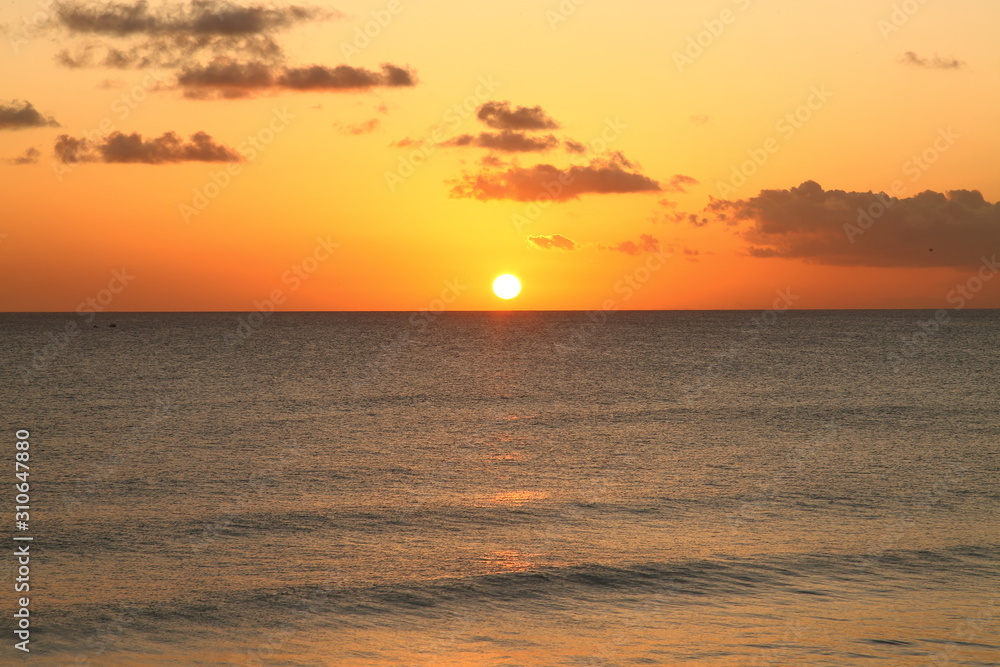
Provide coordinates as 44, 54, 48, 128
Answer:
604, 233, 661, 255
663, 174, 699, 193
900, 51, 966, 70
7, 147, 41, 165
528, 234, 578, 250
335, 118, 381, 135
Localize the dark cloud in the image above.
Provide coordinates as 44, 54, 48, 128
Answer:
51, 1, 335, 68
0, 100, 60, 130
607, 234, 660, 255
54, 131, 242, 163
900, 51, 966, 70
528, 234, 577, 251
56, 34, 284, 68
177, 59, 275, 86
476, 101, 559, 131
55, 1, 332, 36
443, 130, 559, 153
663, 174, 699, 193
279, 63, 415, 89
564, 139, 586, 153
53, 135, 92, 163
7, 147, 41, 165
450, 154, 659, 202
177, 61, 416, 96
705, 180, 1000, 268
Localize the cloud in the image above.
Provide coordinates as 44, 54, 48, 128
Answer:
564, 139, 586, 153
528, 234, 577, 251
336, 118, 380, 135
0, 100, 60, 130
57, 35, 284, 68
450, 153, 660, 202
650, 198, 686, 224
443, 130, 559, 153
55, 1, 333, 35
663, 174, 699, 193
900, 51, 966, 70
705, 180, 1000, 268
606, 234, 660, 255
689, 114, 711, 125
54, 131, 242, 163
177, 61, 416, 96
280, 63, 414, 89
7, 147, 41, 165
50, 1, 337, 68
476, 101, 559, 131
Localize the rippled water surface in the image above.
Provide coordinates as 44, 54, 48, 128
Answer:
2, 311, 998, 665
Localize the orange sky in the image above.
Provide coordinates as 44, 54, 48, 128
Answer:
1, 0, 998, 311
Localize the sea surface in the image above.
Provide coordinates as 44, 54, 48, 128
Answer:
1, 310, 998, 666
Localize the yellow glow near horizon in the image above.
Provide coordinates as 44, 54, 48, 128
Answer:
492, 274, 522, 300
1, 0, 999, 311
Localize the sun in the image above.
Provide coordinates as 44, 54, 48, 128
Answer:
492, 274, 522, 300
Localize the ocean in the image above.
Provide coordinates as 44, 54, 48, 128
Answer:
2, 310, 998, 666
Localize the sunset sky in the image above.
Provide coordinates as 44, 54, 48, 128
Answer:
2, 0, 998, 311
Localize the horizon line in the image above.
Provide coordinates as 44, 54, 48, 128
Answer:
3, 308, 999, 315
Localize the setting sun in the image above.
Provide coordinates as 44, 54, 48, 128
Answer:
492, 274, 522, 300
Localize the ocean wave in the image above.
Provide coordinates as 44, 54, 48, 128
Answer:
40, 543, 1000, 642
